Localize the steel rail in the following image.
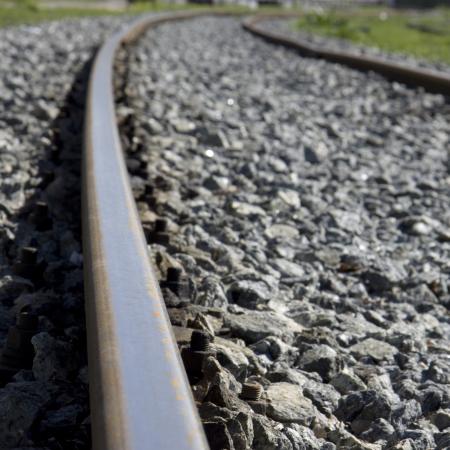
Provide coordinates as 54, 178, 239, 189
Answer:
82, 12, 211, 450
243, 15, 450, 96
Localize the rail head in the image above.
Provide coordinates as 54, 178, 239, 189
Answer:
82, 12, 210, 450
243, 15, 450, 96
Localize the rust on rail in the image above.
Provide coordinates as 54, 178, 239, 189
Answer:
82, 12, 212, 450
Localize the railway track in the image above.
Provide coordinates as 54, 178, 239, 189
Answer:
0, 9, 447, 450
83, 12, 212, 450
83, 11, 450, 450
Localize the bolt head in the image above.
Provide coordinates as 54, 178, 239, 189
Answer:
190, 330, 212, 352
154, 218, 168, 233
167, 267, 182, 283
17, 312, 38, 331
20, 247, 37, 265
240, 382, 263, 401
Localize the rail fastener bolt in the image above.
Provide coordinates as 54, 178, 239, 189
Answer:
181, 330, 216, 383
190, 329, 211, 352
13, 247, 45, 282
161, 266, 190, 299
39, 169, 55, 189
147, 218, 170, 246
0, 311, 38, 385
240, 381, 266, 413
144, 184, 154, 197
147, 194, 158, 209
240, 382, 263, 401
13, 247, 38, 278
29, 201, 52, 231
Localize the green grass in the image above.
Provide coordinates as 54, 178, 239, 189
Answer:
0, 1, 122, 27
0, 8, 121, 28
2, 1, 449, 66
129, 1, 253, 14
0, 0, 277, 28
128, 1, 289, 16
296, 7, 450, 65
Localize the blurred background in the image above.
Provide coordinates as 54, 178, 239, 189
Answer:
0, 0, 449, 65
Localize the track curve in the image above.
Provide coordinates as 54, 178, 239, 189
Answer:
83, 11, 449, 450
243, 15, 450, 96
82, 12, 210, 450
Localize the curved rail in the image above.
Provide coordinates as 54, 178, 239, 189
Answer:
243, 15, 450, 96
82, 12, 210, 450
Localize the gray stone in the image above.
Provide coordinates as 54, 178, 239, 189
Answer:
171, 118, 196, 134
431, 409, 450, 431
204, 175, 230, 191
330, 210, 362, 234
235, 412, 254, 449
0, 382, 52, 448
330, 371, 367, 394
303, 379, 341, 415
198, 401, 235, 422
145, 117, 164, 134
272, 259, 305, 279
426, 359, 450, 384
350, 338, 398, 362
204, 370, 248, 412
213, 338, 250, 381
435, 432, 450, 449
0, 275, 33, 302
250, 336, 293, 361
265, 224, 299, 240
252, 415, 294, 450
266, 368, 310, 387
226, 416, 250, 450
402, 429, 435, 450
230, 201, 266, 218
277, 190, 301, 208
266, 382, 317, 425
225, 310, 303, 344
197, 127, 228, 147
284, 424, 322, 450
400, 218, 433, 236
196, 276, 229, 308
387, 440, 414, 450
40, 403, 84, 433
227, 279, 274, 309
32, 332, 79, 381
204, 420, 235, 450
360, 418, 395, 443
304, 142, 328, 164
392, 399, 423, 429
327, 428, 382, 450
336, 390, 395, 433
297, 344, 342, 381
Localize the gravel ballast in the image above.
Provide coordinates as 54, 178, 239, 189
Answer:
0, 17, 124, 449
120, 16, 450, 450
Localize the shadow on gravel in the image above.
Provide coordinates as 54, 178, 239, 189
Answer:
0, 58, 94, 450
